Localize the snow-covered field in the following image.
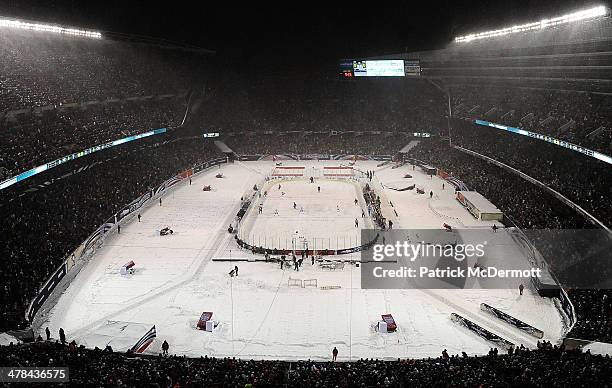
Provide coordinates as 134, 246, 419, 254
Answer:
239, 178, 373, 251
42, 160, 566, 361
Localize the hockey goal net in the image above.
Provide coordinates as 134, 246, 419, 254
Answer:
303, 279, 318, 288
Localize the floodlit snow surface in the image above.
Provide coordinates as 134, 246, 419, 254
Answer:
240, 178, 372, 251
43, 160, 566, 361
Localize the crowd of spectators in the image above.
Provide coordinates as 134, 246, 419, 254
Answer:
0, 340, 610, 387
288, 346, 610, 387
450, 85, 612, 153
414, 9, 612, 151
0, 135, 222, 331
451, 119, 612, 227
406, 138, 611, 344
0, 341, 285, 387
0, 97, 186, 179
223, 132, 410, 156
197, 72, 446, 136
0, 28, 206, 111
1, 14, 611, 386
0, 26, 213, 181
406, 137, 590, 230
524, 228, 612, 291
566, 289, 611, 343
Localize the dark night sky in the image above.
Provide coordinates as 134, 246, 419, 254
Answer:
0, 0, 607, 59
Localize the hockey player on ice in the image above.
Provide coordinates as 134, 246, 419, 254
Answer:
355, 219, 359, 228
336, 204, 340, 213
293, 202, 297, 209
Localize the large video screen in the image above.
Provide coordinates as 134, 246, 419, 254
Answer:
340, 59, 408, 78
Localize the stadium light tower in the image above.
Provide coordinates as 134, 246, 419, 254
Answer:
0, 18, 102, 39
455, 5, 607, 43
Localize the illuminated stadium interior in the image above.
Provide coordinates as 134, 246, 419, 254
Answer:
0, 2, 610, 387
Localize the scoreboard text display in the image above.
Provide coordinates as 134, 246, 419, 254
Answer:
354, 60, 404, 77
340, 59, 420, 78
339, 59, 405, 77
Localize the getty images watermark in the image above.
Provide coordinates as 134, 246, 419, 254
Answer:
370, 240, 542, 280
359, 229, 556, 290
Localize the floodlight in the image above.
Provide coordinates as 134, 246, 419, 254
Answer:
0, 18, 102, 39
455, 6, 607, 43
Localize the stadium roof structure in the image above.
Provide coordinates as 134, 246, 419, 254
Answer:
0, 17, 102, 38
0, 16, 215, 54
103, 31, 216, 54
366, 4, 612, 94
455, 5, 608, 44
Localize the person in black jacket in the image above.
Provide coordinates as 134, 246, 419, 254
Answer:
59, 328, 66, 344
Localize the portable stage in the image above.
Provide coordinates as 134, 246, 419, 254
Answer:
456, 191, 503, 221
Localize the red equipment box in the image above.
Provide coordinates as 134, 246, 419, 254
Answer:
197, 312, 213, 330
381, 314, 397, 332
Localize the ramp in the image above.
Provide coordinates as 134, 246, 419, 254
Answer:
385, 181, 415, 191
451, 313, 514, 350
76, 321, 156, 353
480, 303, 544, 338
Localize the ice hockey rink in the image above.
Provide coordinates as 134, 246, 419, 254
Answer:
239, 177, 374, 251
41, 160, 568, 361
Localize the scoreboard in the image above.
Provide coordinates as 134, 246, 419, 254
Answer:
340, 59, 420, 78
404, 60, 421, 76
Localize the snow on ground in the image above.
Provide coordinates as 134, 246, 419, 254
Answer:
0, 333, 21, 346
42, 160, 565, 361
239, 178, 371, 251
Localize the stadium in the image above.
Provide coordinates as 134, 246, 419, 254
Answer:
0, 2, 611, 387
